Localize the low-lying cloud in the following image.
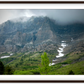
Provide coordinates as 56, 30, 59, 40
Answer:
0, 9, 84, 25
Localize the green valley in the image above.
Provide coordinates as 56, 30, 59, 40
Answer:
0, 49, 84, 75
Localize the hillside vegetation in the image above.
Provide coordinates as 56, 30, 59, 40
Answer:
0, 16, 84, 75
0, 47, 84, 75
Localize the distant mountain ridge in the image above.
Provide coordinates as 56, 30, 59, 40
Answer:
0, 16, 84, 53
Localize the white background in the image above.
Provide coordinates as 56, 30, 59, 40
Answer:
0, 4, 84, 9
0, 0, 84, 1
0, 3, 84, 80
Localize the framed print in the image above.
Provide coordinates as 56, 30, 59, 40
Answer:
0, 0, 84, 83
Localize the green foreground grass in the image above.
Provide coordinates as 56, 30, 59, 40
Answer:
0, 51, 84, 75
13, 60, 84, 75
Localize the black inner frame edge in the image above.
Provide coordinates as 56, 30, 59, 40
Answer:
0, 1, 84, 4
0, 80, 84, 83
0, 0, 84, 83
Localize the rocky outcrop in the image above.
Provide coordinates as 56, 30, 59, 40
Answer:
0, 16, 84, 53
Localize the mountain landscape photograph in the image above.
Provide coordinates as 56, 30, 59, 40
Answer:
0, 9, 84, 75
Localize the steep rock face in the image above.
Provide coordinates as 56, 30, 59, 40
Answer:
0, 16, 84, 53
0, 16, 58, 53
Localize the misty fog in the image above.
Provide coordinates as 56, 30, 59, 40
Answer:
0, 9, 84, 25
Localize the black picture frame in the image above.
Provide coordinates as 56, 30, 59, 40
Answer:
0, 1, 84, 83
0, 80, 84, 83
0, 1, 84, 4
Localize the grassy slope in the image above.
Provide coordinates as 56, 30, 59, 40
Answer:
0, 50, 84, 75
49, 60, 84, 75
14, 51, 84, 75
0, 51, 56, 73
49, 51, 84, 75
13, 51, 84, 75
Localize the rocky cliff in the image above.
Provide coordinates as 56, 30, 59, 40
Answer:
0, 16, 84, 53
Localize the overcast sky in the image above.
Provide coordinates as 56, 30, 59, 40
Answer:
0, 9, 84, 25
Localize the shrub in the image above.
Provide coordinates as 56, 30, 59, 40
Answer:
0, 61, 4, 74
68, 70, 74, 75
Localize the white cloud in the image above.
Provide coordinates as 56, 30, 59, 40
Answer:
0, 9, 84, 25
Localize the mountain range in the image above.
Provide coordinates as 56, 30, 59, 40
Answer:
0, 16, 84, 54
1, 16, 84, 75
